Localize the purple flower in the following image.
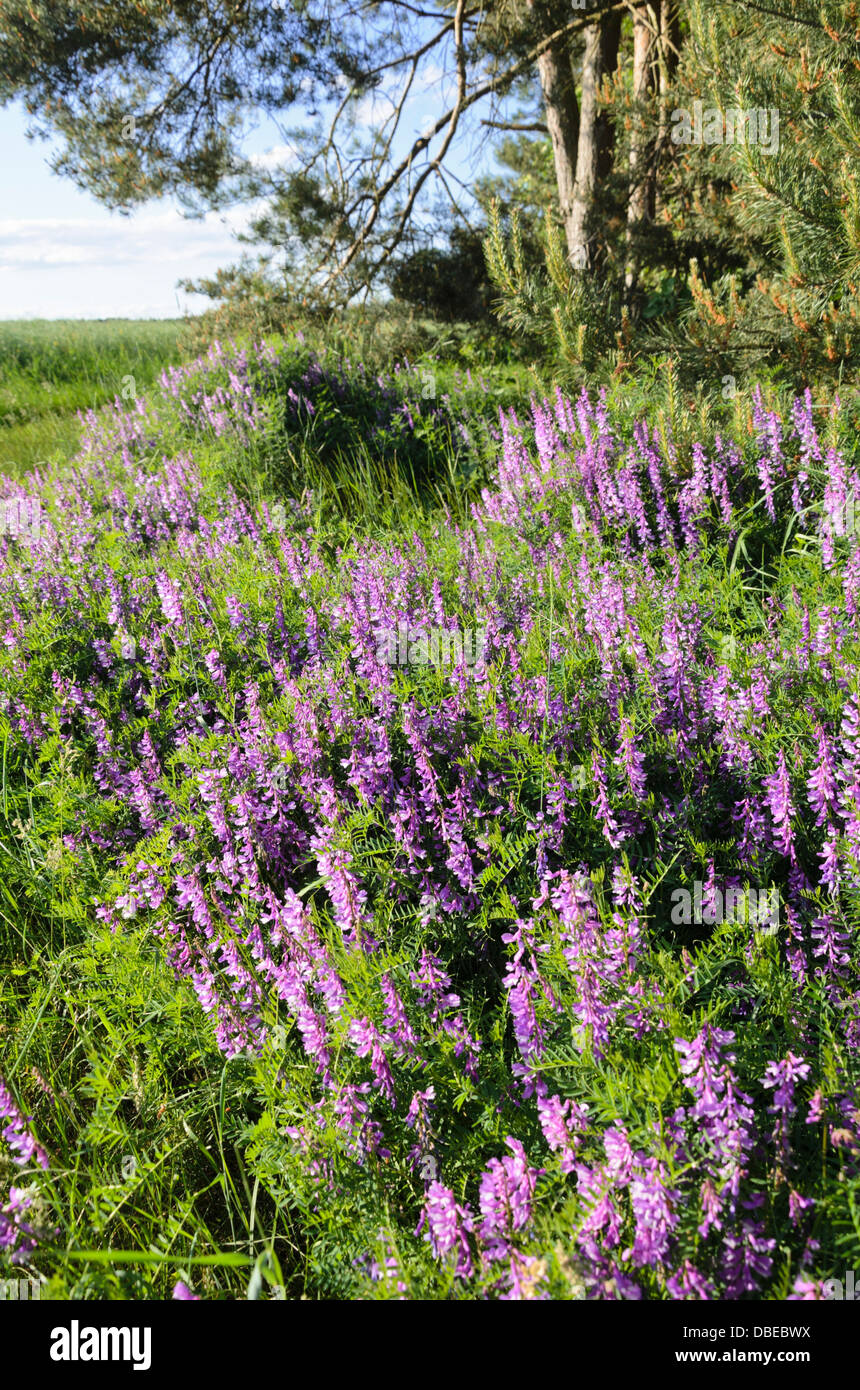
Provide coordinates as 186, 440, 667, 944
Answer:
721, 1220, 775, 1297
752, 386, 783, 522
478, 1138, 541, 1253
0, 1186, 42, 1262
537, 1093, 588, 1173
788, 1275, 827, 1300
422, 1182, 474, 1277
172, 1281, 200, 1300
807, 726, 838, 827
806, 1089, 825, 1124
761, 1053, 810, 1163
763, 749, 796, 860
616, 717, 648, 802
810, 913, 852, 979
504, 1251, 550, 1300
347, 1016, 396, 1106
0, 1076, 49, 1169
204, 648, 227, 688
665, 1260, 715, 1300
675, 1027, 756, 1222
155, 570, 184, 626
380, 973, 419, 1059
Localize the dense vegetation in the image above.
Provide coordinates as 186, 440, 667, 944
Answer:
1, 0, 858, 1310
1, 329, 859, 1299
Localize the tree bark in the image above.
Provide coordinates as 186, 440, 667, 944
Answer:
567, 10, 621, 271
655, 0, 681, 219
628, 3, 659, 228
536, 37, 580, 260
527, 2, 580, 266
625, 3, 660, 291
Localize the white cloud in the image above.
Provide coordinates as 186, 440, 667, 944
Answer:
349, 91, 393, 129
0, 206, 252, 270
0, 204, 259, 318
248, 143, 299, 172
416, 62, 446, 93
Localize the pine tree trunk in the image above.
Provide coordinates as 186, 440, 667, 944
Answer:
625, 3, 660, 291
655, 0, 681, 220
568, 11, 621, 271
628, 3, 659, 227
535, 37, 580, 261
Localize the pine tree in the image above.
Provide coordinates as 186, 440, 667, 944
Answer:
664, 0, 860, 382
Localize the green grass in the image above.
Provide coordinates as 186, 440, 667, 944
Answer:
0, 319, 188, 475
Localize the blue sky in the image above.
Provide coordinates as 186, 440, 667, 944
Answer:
0, 102, 263, 319
0, 53, 498, 321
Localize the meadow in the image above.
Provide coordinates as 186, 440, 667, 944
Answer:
0, 320, 187, 475
1, 321, 859, 1301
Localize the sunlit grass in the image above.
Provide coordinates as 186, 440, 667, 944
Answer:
0, 319, 188, 474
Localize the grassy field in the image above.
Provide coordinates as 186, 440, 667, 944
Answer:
0, 319, 188, 475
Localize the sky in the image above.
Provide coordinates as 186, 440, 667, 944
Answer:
0, 102, 298, 320
0, 48, 496, 321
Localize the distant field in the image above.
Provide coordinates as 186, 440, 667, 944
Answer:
0, 318, 188, 475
